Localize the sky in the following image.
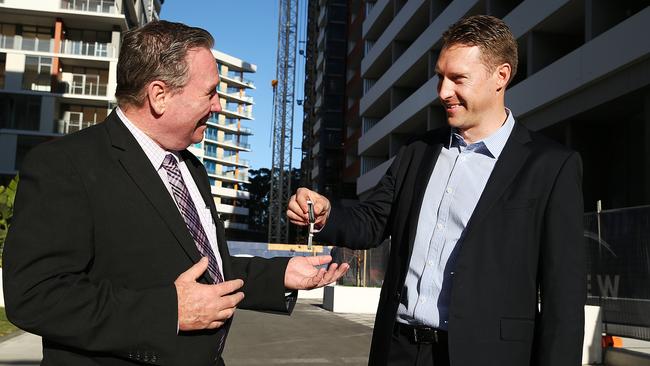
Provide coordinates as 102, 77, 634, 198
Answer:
160, 0, 306, 170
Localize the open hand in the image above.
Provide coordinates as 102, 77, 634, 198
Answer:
284, 255, 349, 290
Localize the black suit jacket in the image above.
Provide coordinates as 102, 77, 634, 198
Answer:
317, 123, 586, 366
3, 111, 294, 366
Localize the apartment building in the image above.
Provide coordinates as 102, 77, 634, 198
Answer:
0, 0, 256, 233
0, 0, 162, 176
189, 50, 255, 234
301, 0, 350, 200
357, 0, 649, 210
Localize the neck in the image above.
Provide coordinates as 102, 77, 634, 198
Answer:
120, 105, 167, 150
458, 106, 507, 144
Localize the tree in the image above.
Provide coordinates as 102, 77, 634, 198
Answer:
0, 175, 18, 265
247, 168, 271, 235
246, 168, 302, 243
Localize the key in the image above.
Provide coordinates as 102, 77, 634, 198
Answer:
307, 200, 315, 250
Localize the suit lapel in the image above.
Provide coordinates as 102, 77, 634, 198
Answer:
461, 123, 532, 241
182, 152, 233, 279
104, 112, 203, 265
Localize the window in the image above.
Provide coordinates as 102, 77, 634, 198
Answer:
0, 94, 41, 131
21, 25, 53, 52
23, 56, 52, 91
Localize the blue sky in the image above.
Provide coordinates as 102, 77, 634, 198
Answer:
161, 0, 305, 170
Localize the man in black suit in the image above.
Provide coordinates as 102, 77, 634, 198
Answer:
288, 15, 585, 366
3, 21, 347, 365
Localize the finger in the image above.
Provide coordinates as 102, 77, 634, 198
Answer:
207, 320, 224, 329
176, 257, 209, 282
306, 255, 332, 266
287, 210, 308, 225
214, 307, 237, 322
216, 291, 246, 310
313, 199, 329, 217
329, 263, 350, 283
295, 188, 312, 213
214, 279, 245, 296
320, 263, 340, 285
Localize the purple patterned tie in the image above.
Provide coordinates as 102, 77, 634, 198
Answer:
161, 154, 223, 284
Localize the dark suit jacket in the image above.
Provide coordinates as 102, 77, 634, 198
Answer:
3, 111, 294, 366
316, 123, 586, 366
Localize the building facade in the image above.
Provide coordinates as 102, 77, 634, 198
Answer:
355, 0, 649, 210
301, 0, 351, 200
189, 50, 255, 235
0, 0, 257, 233
0, 0, 162, 177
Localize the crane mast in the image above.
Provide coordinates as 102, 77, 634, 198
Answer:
268, 0, 298, 243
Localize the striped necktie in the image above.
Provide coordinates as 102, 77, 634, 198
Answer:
161, 154, 223, 284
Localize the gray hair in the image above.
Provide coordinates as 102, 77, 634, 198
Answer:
115, 20, 214, 107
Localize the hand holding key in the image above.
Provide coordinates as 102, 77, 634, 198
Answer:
287, 188, 331, 229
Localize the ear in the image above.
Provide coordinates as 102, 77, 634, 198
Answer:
146, 80, 167, 115
495, 63, 511, 92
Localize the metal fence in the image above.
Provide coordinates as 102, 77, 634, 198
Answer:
585, 204, 650, 340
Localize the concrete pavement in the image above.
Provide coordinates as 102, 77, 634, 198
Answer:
3, 299, 650, 366
0, 299, 373, 366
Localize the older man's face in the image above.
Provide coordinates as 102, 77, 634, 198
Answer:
161, 47, 221, 150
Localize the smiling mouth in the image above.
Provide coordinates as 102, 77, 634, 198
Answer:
444, 103, 463, 111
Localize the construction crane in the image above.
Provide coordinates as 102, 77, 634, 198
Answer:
268, 0, 299, 243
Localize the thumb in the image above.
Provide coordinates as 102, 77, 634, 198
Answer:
177, 257, 209, 282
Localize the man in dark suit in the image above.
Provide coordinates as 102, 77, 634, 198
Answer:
288, 15, 585, 366
3, 21, 347, 365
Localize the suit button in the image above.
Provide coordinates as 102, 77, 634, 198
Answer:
450, 271, 455, 275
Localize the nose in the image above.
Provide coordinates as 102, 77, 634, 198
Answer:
211, 95, 222, 113
437, 76, 453, 101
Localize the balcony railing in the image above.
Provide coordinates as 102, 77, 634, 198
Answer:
222, 139, 251, 150
61, 78, 108, 97
60, 0, 119, 14
0, 35, 54, 52
219, 155, 250, 167
207, 119, 253, 135
57, 119, 98, 134
60, 39, 113, 58
222, 107, 253, 119
221, 74, 255, 88
217, 89, 254, 104
220, 170, 249, 182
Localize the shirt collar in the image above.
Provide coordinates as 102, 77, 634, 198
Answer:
115, 106, 181, 169
448, 108, 515, 159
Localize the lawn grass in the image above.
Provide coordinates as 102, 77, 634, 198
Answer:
0, 307, 19, 337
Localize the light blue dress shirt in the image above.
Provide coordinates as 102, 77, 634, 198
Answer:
396, 110, 515, 330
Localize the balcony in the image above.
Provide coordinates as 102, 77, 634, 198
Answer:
60, 74, 108, 97
223, 221, 249, 230
204, 151, 250, 168
60, 39, 114, 58
219, 138, 251, 151
216, 203, 249, 216
216, 89, 254, 105
220, 73, 255, 89
60, 0, 120, 14
57, 119, 98, 134
207, 119, 253, 135
0, 35, 54, 53
211, 186, 251, 200
208, 170, 250, 184
220, 107, 253, 120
